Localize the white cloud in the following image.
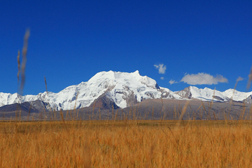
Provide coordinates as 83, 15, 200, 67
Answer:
236, 76, 244, 82
169, 79, 177, 85
160, 77, 164, 80
181, 73, 228, 85
154, 64, 166, 74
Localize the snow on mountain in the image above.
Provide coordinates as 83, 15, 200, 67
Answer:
0, 71, 252, 110
0, 70, 180, 110
176, 86, 252, 102
222, 89, 252, 101
81, 70, 179, 108
0, 92, 20, 106
176, 86, 227, 101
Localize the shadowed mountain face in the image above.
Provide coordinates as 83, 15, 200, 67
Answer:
121, 99, 252, 120
0, 100, 48, 113
245, 95, 252, 103
0, 99, 251, 121
89, 94, 120, 110
0, 100, 53, 119
1, 71, 251, 112
0, 102, 37, 113
0, 102, 36, 118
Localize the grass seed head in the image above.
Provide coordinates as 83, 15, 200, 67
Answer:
19, 29, 30, 95
17, 50, 20, 83
246, 67, 252, 90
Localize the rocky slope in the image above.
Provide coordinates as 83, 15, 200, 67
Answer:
0, 71, 252, 111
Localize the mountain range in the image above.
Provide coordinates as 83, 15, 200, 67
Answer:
0, 70, 252, 113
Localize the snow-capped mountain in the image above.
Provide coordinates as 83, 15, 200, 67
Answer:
0, 71, 252, 111
0, 70, 180, 110
176, 86, 252, 102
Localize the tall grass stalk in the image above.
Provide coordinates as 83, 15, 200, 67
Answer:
1, 120, 252, 167
2, 30, 252, 168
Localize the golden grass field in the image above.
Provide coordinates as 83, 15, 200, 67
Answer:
1, 119, 252, 168
0, 30, 250, 168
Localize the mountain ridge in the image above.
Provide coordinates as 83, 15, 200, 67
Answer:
0, 70, 252, 111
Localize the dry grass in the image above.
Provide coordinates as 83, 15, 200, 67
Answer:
0, 120, 252, 168
3, 30, 251, 167
247, 67, 252, 90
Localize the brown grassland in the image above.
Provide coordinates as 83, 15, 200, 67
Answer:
1, 118, 252, 168
1, 30, 251, 168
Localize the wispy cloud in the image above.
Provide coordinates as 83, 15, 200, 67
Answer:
160, 77, 164, 80
169, 79, 177, 85
181, 73, 228, 85
154, 64, 166, 74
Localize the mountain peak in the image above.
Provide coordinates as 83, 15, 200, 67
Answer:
1, 71, 252, 111
133, 70, 140, 75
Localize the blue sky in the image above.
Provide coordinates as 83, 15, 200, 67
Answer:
0, 0, 252, 95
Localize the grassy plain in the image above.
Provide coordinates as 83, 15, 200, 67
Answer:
1, 119, 252, 168
2, 30, 250, 167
